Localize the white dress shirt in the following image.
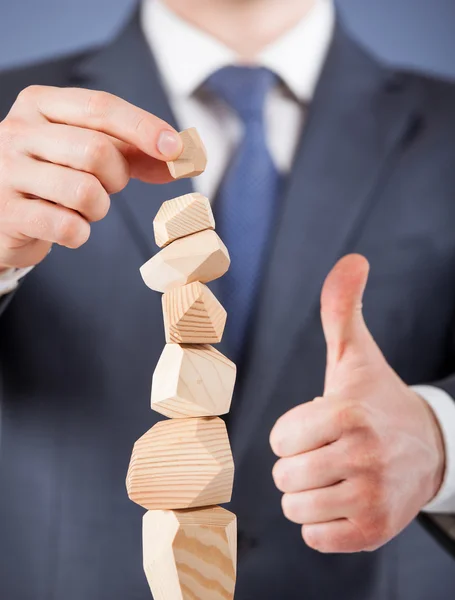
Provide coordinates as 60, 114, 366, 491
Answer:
142, 0, 335, 198
1, 0, 454, 513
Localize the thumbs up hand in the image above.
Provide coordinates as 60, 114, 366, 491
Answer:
270, 255, 446, 553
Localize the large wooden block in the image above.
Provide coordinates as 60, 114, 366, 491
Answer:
163, 281, 227, 344
143, 506, 237, 600
167, 128, 207, 180
153, 193, 215, 248
151, 344, 236, 418
141, 230, 230, 293
126, 417, 234, 510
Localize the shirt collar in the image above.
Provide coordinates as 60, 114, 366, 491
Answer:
141, 0, 335, 103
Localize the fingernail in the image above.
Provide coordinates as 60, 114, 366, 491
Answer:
157, 130, 182, 159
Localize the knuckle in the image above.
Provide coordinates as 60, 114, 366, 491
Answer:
55, 214, 90, 248
301, 527, 320, 550
304, 532, 324, 552
74, 174, 110, 222
363, 484, 384, 515
84, 134, 112, 171
281, 494, 297, 522
344, 434, 384, 477
16, 85, 43, 105
0, 149, 13, 180
270, 434, 284, 457
75, 175, 100, 211
94, 192, 111, 222
86, 91, 113, 120
303, 527, 337, 553
355, 485, 390, 545
272, 461, 289, 491
362, 446, 384, 476
270, 423, 285, 456
0, 117, 22, 140
111, 163, 130, 193
0, 118, 26, 156
362, 513, 389, 548
337, 403, 370, 435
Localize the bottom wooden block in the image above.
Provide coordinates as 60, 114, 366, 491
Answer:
143, 506, 237, 600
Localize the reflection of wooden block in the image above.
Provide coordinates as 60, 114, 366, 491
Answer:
143, 506, 237, 600
167, 128, 207, 180
151, 344, 236, 418
163, 281, 226, 344
141, 230, 230, 293
153, 193, 215, 248
126, 417, 234, 510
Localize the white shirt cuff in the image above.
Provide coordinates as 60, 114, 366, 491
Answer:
0, 266, 34, 297
413, 384, 455, 513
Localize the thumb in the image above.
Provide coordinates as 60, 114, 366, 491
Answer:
321, 254, 371, 371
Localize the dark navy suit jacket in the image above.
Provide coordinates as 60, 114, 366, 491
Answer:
1, 9, 455, 600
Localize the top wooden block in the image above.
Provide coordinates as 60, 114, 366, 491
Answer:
167, 128, 208, 180
153, 193, 215, 248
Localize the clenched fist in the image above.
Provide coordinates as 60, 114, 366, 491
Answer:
0, 85, 183, 272
270, 255, 445, 553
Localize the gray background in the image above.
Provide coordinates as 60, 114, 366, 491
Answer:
0, 0, 454, 77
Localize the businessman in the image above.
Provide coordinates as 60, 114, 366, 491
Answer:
1, 0, 455, 599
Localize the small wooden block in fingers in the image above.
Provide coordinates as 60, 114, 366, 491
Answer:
126, 417, 234, 510
163, 281, 227, 344
141, 230, 230, 293
167, 128, 208, 180
152, 344, 236, 418
143, 506, 237, 600
153, 193, 215, 248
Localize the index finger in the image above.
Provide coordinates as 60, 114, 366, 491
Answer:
12, 86, 183, 161
270, 397, 341, 458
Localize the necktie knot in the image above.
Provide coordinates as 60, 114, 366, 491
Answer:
205, 66, 277, 123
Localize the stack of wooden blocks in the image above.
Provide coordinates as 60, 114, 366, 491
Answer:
126, 129, 237, 600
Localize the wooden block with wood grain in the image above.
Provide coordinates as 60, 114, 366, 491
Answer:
166, 128, 208, 180
126, 127, 237, 600
126, 417, 234, 510
162, 281, 227, 344
141, 229, 230, 293
143, 506, 237, 600
151, 344, 236, 418
153, 192, 215, 248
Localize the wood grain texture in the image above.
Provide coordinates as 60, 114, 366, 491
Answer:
167, 128, 208, 180
141, 230, 230, 293
153, 192, 215, 248
162, 281, 227, 344
126, 417, 234, 510
151, 344, 236, 418
143, 506, 237, 600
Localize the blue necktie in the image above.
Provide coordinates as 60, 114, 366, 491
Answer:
205, 66, 282, 360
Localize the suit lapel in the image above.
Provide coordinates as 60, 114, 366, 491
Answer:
230, 22, 423, 464
71, 10, 192, 262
